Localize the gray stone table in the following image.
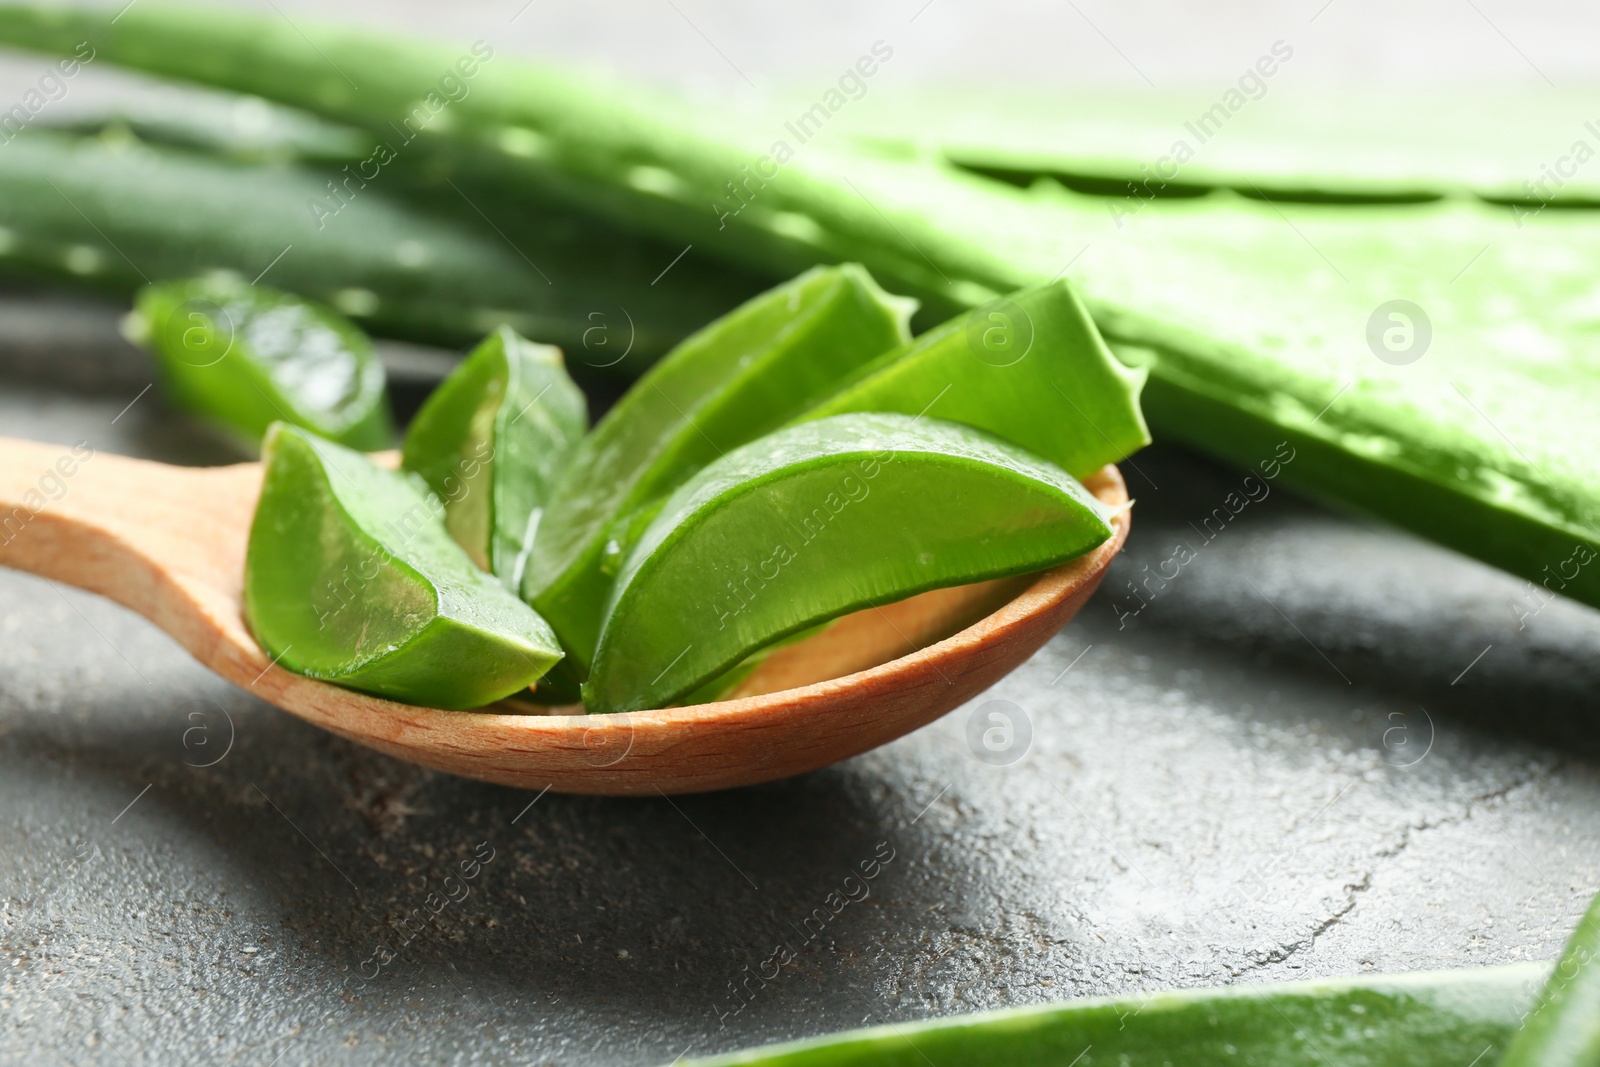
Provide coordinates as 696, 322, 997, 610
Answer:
4, 1, 1600, 1063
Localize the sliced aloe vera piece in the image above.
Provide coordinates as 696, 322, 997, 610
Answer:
681, 963, 1542, 1067
133, 275, 392, 449
583, 413, 1112, 715
245, 423, 563, 708
806, 278, 1148, 479
401, 326, 586, 587
524, 264, 914, 673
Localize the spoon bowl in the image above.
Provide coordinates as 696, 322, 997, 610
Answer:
0, 436, 1127, 794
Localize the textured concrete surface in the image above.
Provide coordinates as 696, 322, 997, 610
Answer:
5, 1, 1600, 1063
4, 290, 1600, 1066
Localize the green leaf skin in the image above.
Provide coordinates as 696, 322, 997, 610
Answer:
245, 423, 563, 708
134, 275, 392, 449
806, 279, 1149, 480
583, 413, 1112, 715
1499, 890, 1600, 1066
680, 963, 1544, 1067
42, 88, 375, 165
401, 326, 587, 587
524, 264, 915, 674
816, 86, 1600, 205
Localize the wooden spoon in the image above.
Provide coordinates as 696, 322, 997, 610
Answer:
0, 436, 1128, 794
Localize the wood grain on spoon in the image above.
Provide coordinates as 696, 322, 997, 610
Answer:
0, 436, 1128, 794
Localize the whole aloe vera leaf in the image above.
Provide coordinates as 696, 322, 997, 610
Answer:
1498, 890, 1600, 1067
0, 4, 926, 301
5, 5, 1600, 608
40, 85, 373, 164
680, 963, 1541, 1067
0, 127, 766, 362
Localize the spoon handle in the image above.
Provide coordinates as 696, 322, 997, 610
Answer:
0, 435, 260, 667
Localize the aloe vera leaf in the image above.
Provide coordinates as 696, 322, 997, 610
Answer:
6, 6, 1600, 608
40, 85, 372, 164
524, 264, 913, 673
0, 128, 551, 344
679, 963, 1543, 1067
401, 325, 587, 586
0, 127, 765, 362
1066, 189, 1600, 610
1499, 889, 1600, 1066
0, 4, 908, 298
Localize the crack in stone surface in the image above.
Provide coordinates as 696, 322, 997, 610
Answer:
1231, 763, 1554, 978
